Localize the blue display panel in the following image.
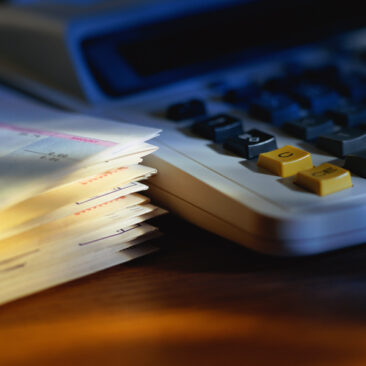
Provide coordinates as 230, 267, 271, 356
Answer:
81, 0, 366, 96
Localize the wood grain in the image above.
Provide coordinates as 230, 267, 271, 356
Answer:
1, 215, 366, 366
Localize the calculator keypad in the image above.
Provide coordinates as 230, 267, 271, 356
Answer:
163, 56, 366, 196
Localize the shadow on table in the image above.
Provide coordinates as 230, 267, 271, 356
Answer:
126, 215, 366, 323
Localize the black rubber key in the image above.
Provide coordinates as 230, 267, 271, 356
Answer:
290, 84, 340, 114
192, 114, 243, 142
263, 76, 299, 93
302, 65, 340, 84
327, 105, 366, 127
284, 62, 304, 76
284, 115, 334, 141
224, 83, 260, 104
317, 128, 366, 157
332, 75, 366, 102
344, 150, 366, 178
224, 129, 277, 159
166, 99, 206, 121
249, 93, 301, 126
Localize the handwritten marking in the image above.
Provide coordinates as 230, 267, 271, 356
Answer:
24, 149, 78, 161
0, 263, 26, 273
0, 249, 40, 266
78, 224, 140, 246
75, 182, 137, 205
23, 149, 44, 156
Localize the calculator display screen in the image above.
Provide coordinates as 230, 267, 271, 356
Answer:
82, 0, 366, 96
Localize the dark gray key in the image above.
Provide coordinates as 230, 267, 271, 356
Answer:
192, 113, 243, 142
317, 128, 366, 157
284, 115, 334, 141
224, 129, 277, 159
290, 84, 340, 114
332, 75, 366, 102
303, 65, 340, 84
249, 93, 301, 126
344, 150, 366, 178
166, 99, 206, 121
327, 104, 366, 127
263, 76, 299, 93
223, 83, 260, 104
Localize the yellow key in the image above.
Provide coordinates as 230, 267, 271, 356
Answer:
295, 163, 352, 196
257, 145, 313, 177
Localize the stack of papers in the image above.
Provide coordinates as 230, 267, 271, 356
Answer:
0, 88, 165, 305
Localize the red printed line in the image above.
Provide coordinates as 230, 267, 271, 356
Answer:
0, 122, 117, 147
79, 167, 128, 185
74, 196, 126, 216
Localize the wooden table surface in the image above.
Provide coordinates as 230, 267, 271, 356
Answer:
1, 215, 366, 366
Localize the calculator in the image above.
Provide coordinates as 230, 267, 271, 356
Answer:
1, 0, 366, 254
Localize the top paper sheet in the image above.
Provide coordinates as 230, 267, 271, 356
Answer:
0, 88, 160, 210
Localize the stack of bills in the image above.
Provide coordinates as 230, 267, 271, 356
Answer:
0, 87, 165, 305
